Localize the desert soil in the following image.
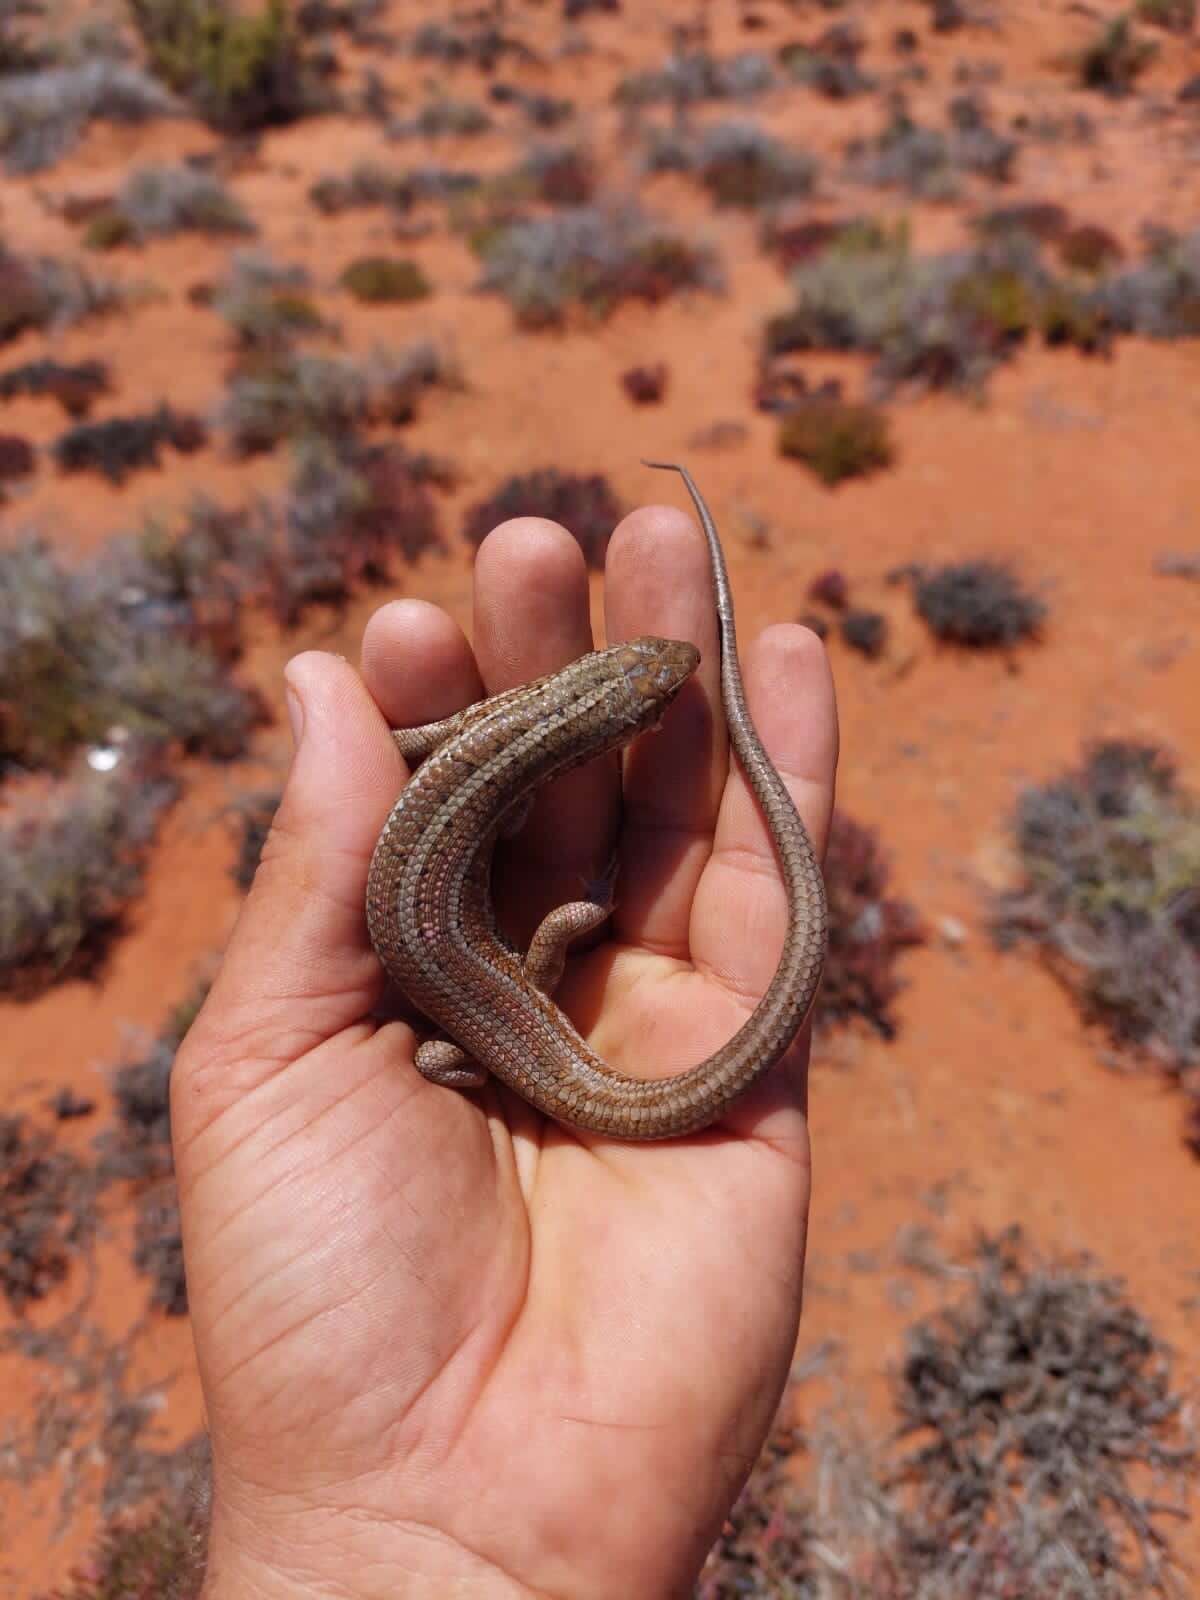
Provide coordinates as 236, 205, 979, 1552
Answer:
2, 0, 1199, 1593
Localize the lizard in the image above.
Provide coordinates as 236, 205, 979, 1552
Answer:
365, 463, 827, 1138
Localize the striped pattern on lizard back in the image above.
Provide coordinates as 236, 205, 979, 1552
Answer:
365, 465, 827, 1139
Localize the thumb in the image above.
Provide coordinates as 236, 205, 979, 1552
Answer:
176, 651, 404, 1116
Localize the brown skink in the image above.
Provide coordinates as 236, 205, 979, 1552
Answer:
365, 463, 827, 1138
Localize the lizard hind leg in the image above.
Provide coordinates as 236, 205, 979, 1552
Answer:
415, 1039, 488, 1089
524, 849, 620, 996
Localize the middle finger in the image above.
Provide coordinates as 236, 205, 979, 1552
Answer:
472, 517, 622, 942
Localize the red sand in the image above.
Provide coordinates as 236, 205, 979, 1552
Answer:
3, 0, 1200, 1591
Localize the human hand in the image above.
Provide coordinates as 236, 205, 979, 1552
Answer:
174, 499, 838, 1600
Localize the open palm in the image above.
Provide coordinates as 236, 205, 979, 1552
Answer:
174, 499, 838, 1600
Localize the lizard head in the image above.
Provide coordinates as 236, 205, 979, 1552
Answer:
611, 637, 700, 729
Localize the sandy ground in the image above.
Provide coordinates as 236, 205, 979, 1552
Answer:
2, 0, 1200, 1592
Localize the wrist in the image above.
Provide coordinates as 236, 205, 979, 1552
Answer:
201, 1498, 545, 1600
203, 1553, 542, 1600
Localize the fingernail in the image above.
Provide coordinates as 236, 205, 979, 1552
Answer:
284, 681, 305, 748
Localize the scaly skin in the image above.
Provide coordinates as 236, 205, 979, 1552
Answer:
366, 464, 828, 1137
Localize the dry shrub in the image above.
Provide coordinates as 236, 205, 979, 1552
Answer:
477, 204, 722, 328
53, 405, 207, 484
0, 755, 179, 995
127, 0, 327, 132
0, 1115, 98, 1312
699, 1229, 1197, 1597
778, 398, 893, 485
0, 534, 261, 773
462, 468, 623, 568
817, 812, 924, 1039
993, 741, 1200, 1149
913, 560, 1045, 648
0, 357, 110, 416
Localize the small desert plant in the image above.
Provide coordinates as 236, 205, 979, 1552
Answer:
973, 199, 1071, 243
409, 16, 534, 70
699, 1228, 1197, 1596
993, 742, 1200, 1139
53, 406, 206, 483
518, 141, 595, 206
0, 59, 177, 173
1040, 284, 1110, 350
224, 285, 326, 352
813, 812, 924, 1037
221, 351, 365, 453
840, 608, 888, 657
954, 249, 1045, 331
101, 1023, 188, 1187
112, 497, 272, 639
1058, 221, 1124, 274
765, 221, 921, 352
1135, 0, 1195, 29
462, 469, 622, 568
760, 213, 870, 269
510, 89, 572, 131
1155, 550, 1200, 581
1073, 15, 1157, 95
778, 397, 893, 485
0, 247, 126, 344
294, 0, 387, 39
390, 94, 492, 138
696, 1399, 814, 1596
846, 105, 958, 200
767, 224, 1100, 396
86, 162, 253, 245
0, 0, 49, 76
0, 358, 110, 416
42, 1490, 208, 1599
0, 432, 34, 480
653, 119, 819, 209
846, 94, 1016, 199
0, 1114, 98, 1312
1017, 105, 1100, 141
445, 168, 538, 256
614, 47, 774, 107
229, 788, 281, 888
134, 1186, 187, 1314
94, 984, 209, 1314
477, 203, 721, 328
220, 340, 453, 453
620, 362, 667, 404
0, 534, 262, 772
779, 25, 876, 99
309, 160, 417, 215
945, 91, 1020, 182
913, 559, 1045, 647
0, 755, 179, 994
807, 568, 849, 609
83, 211, 134, 250
212, 250, 326, 352
127, 0, 326, 131
272, 435, 443, 622
925, 0, 969, 26
891, 1227, 1197, 1594
406, 164, 484, 202
340, 255, 430, 303
1094, 227, 1200, 338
